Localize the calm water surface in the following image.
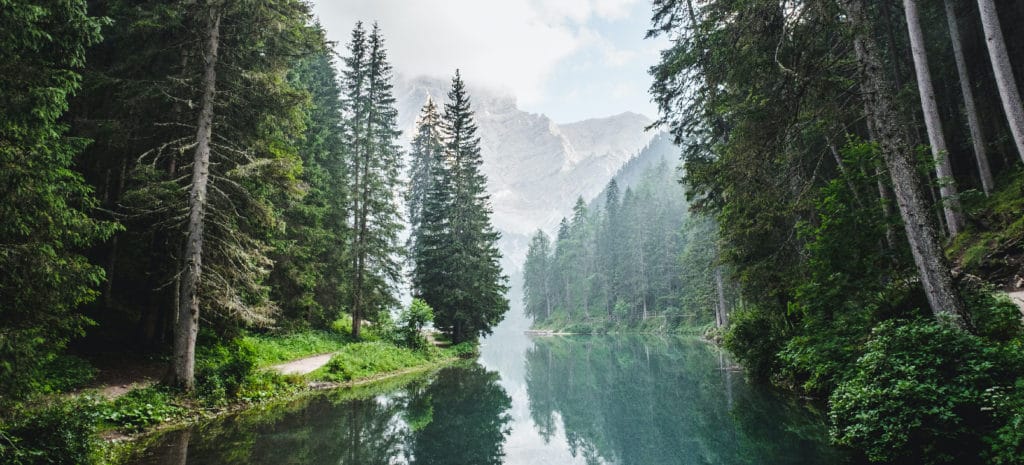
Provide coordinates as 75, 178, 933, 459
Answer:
127, 319, 848, 465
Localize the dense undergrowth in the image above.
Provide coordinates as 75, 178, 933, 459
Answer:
721, 167, 1024, 464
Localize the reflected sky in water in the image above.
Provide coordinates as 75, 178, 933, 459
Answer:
127, 306, 847, 465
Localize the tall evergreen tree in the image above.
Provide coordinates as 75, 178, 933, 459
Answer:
523, 231, 553, 322
341, 22, 404, 339
413, 71, 508, 343
0, 0, 116, 401
406, 97, 445, 259
270, 25, 350, 329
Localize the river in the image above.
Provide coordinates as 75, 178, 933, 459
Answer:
126, 316, 848, 465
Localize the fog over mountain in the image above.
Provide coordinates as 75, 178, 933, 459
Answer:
395, 74, 662, 271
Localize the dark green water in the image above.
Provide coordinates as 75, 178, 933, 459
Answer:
126, 330, 848, 465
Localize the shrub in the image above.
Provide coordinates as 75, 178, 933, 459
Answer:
397, 299, 434, 349
97, 386, 183, 432
723, 304, 788, 381
195, 338, 258, 405
449, 341, 479, 359
962, 287, 1023, 342
829, 319, 999, 464
983, 379, 1024, 464
0, 399, 99, 465
40, 354, 97, 394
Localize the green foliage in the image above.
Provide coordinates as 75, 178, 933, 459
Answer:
962, 286, 1023, 342
0, 399, 100, 465
97, 387, 183, 432
0, 0, 117, 404
397, 299, 435, 349
984, 379, 1024, 465
339, 22, 405, 338
240, 331, 349, 367
37, 355, 97, 394
194, 339, 260, 405
723, 304, 788, 381
522, 148, 703, 333
321, 342, 432, 382
949, 169, 1024, 272
449, 341, 480, 359
829, 320, 1003, 464
411, 71, 509, 344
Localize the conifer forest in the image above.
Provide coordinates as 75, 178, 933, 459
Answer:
3, 1, 1024, 464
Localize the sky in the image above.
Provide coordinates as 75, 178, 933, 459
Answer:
309, 0, 669, 124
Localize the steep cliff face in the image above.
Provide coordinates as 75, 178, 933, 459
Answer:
395, 75, 660, 271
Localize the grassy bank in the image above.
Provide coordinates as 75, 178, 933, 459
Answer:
0, 331, 473, 465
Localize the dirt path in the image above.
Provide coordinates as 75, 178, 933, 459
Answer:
270, 352, 337, 376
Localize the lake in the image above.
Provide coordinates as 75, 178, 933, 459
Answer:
126, 320, 848, 465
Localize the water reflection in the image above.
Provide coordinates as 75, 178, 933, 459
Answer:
128, 364, 512, 465
522, 336, 847, 465
129, 334, 846, 465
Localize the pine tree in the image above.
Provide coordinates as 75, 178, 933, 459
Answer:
414, 71, 508, 343
270, 25, 350, 329
406, 97, 445, 259
0, 0, 116, 401
523, 231, 553, 322
342, 22, 404, 339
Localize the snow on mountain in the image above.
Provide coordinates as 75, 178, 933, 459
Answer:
394, 74, 658, 272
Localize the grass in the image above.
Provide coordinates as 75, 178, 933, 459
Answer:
240, 331, 349, 367
314, 342, 439, 382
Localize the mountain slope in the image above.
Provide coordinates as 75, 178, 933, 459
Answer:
394, 74, 659, 270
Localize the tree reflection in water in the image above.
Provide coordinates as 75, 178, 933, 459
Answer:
125, 363, 511, 465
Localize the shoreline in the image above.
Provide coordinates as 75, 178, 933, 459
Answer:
101, 355, 460, 462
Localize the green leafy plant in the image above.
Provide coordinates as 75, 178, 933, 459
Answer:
0, 399, 100, 465
829, 319, 1000, 464
397, 299, 434, 349
97, 386, 183, 432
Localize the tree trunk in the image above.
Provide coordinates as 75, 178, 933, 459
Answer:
977, 0, 1024, 162
904, 0, 963, 236
945, 0, 994, 194
841, 0, 967, 326
173, 9, 220, 390
714, 266, 728, 328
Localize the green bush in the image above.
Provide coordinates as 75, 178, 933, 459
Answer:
723, 304, 788, 381
397, 299, 434, 349
40, 354, 97, 393
0, 399, 99, 465
983, 378, 1024, 464
449, 341, 479, 359
829, 319, 999, 464
195, 338, 259, 405
97, 386, 183, 432
963, 287, 1023, 342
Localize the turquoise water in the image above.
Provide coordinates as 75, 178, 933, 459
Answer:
126, 328, 848, 465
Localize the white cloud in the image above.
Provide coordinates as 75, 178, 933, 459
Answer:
310, 0, 644, 106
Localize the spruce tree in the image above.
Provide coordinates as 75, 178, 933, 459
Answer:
341, 22, 404, 339
0, 0, 116, 401
270, 25, 350, 329
523, 231, 553, 322
406, 97, 445, 259
414, 71, 508, 343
